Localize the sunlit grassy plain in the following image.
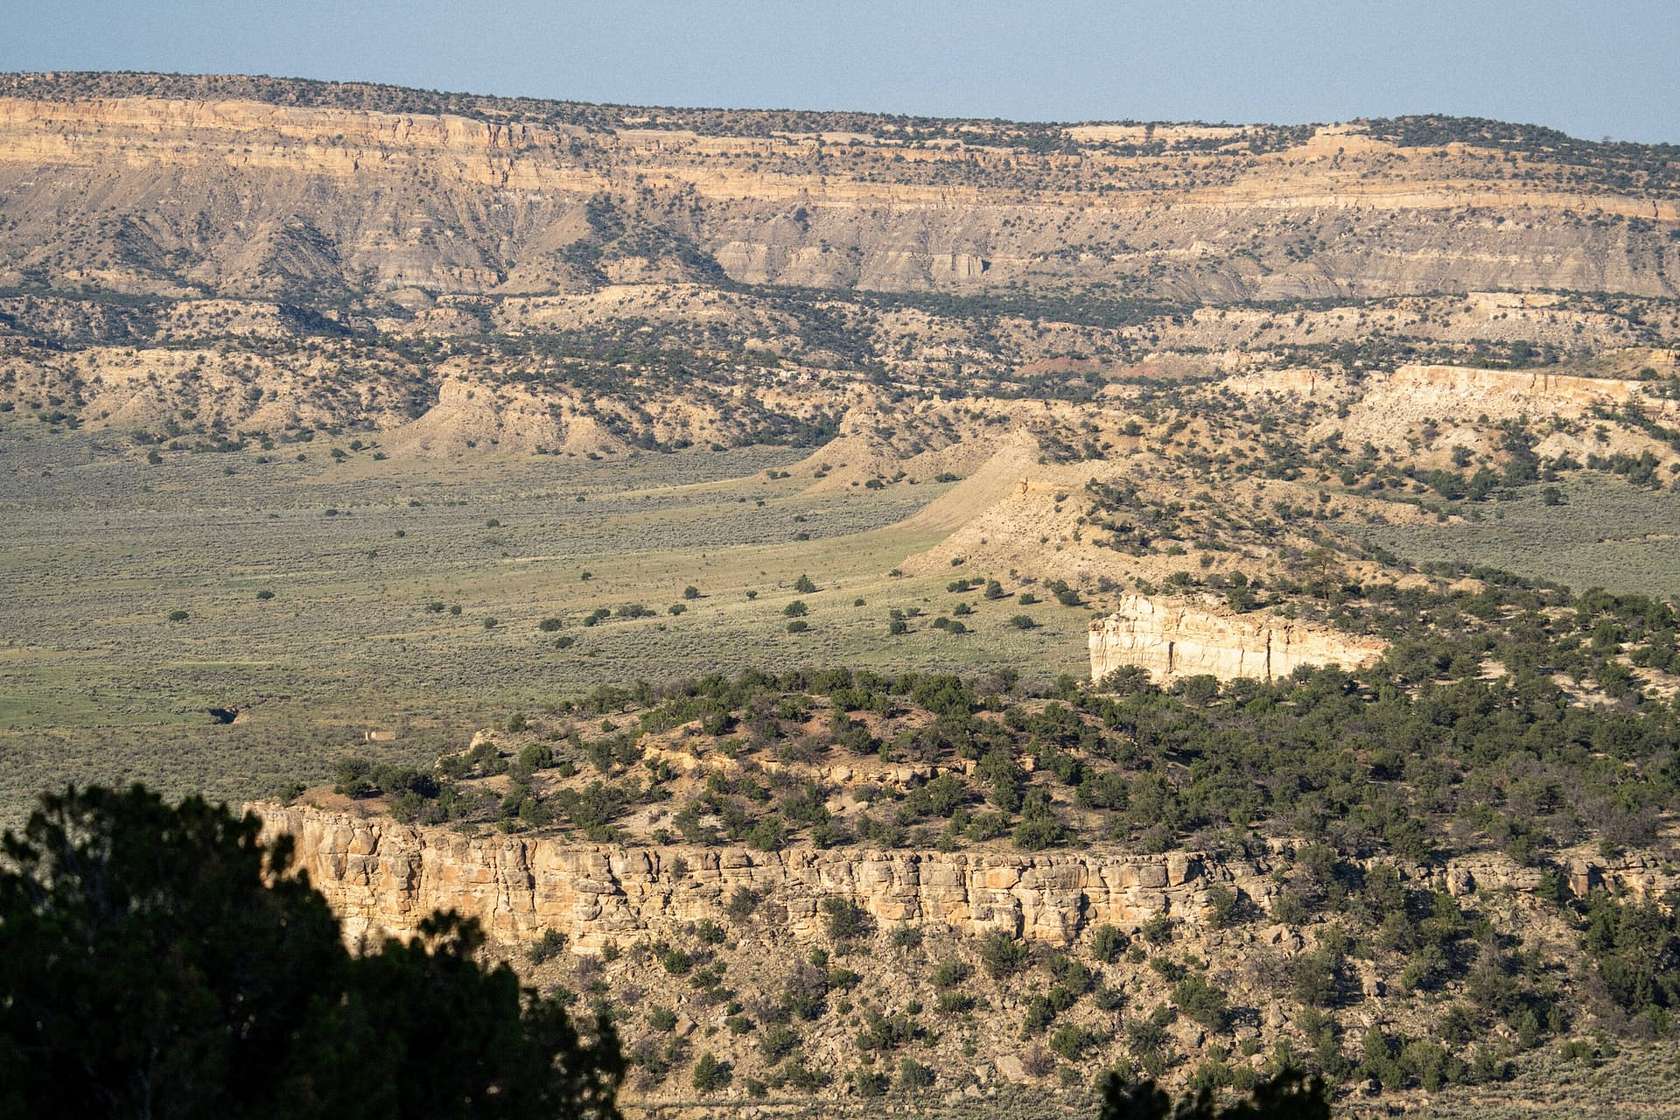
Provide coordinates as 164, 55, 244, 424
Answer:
7, 426, 1680, 824
0, 429, 1090, 818
1350, 473, 1680, 598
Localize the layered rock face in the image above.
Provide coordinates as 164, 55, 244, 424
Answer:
0, 74, 1676, 303
254, 803, 1669, 953
1089, 594, 1386, 683
257, 803, 1232, 950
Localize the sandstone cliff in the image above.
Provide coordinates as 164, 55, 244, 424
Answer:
1, 75, 1676, 303
1089, 594, 1386, 684
253, 803, 1665, 954
258, 802, 1224, 950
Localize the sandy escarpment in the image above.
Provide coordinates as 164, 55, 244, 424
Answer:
256, 802, 1232, 950
1090, 594, 1387, 684
1, 79, 1677, 302
253, 803, 1670, 955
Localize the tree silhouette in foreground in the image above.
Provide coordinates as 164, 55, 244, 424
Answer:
1100, 1069, 1331, 1120
0, 785, 622, 1120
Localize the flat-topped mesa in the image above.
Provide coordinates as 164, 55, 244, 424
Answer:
1089, 594, 1386, 684
1, 79, 1678, 303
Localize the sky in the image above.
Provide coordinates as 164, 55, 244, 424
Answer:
4, 1, 1677, 143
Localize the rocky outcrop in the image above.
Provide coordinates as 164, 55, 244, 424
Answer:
1089, 594, 1386, 683
0, 77, 1676, 303
1345, 363, 1675, 430
252, 803, 1669, 953
256, 803, 1232, 950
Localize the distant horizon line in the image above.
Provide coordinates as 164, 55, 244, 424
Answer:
3, 68, 1675, 148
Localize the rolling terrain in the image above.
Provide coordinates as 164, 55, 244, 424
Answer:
1, 73, 1679, 1116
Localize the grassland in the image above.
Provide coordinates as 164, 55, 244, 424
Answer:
8, 432, 1680, 827
0, 431, 1092, 819
1342, 1042, 1680, 1119
603, 1040, 1680, 1120
1349, 472, 1680, 598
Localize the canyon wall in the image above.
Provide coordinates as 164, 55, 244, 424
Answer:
1089, 594, 1386, 684
253, 803, 1665, 953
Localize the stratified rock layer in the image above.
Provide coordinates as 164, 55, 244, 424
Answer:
258, 803, 1220, 950
0, 76, 1676, 303
1089, 594, 1386, 683
253, 803, 1668, 953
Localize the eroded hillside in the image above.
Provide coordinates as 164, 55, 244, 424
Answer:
3, 73, 1679, 302
4, 72, 1680, 1115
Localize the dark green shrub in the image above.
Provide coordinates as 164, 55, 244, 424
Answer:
691, 1053, 731, 1093
980, 932, 1030, 979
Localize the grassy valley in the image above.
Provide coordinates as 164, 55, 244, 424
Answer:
0, 72, 1678, 1117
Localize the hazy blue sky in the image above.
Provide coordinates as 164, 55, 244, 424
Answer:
5, 1, 1677, 142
